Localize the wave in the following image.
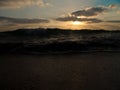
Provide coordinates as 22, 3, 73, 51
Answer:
0, 28, 120, 54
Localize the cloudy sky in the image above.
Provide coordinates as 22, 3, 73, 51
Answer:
0, 0, 120, 31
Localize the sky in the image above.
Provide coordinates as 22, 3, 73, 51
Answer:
0, 0, 120, 31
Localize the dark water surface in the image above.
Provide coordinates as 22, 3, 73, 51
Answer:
0, 53, 120, 90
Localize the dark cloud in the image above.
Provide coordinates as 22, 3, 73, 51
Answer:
0, 16, 49, 25
106, 20, 120, 23
0, 0, 46, 8
56, 5, 119, 23
56, 16, 120, 24
56, 16, 102, 23
71, 7, 107, 17
56, 6, 105, 23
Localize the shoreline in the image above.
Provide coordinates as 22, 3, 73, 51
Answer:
1, 50, 120, 56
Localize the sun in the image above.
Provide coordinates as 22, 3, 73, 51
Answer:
72, 21, 82, 25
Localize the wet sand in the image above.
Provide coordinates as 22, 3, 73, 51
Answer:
0, 52, 120, 90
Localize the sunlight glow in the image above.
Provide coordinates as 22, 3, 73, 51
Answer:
72, 21, 82, 25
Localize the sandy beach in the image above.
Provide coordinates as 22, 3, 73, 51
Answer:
0, 52, 120, 90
